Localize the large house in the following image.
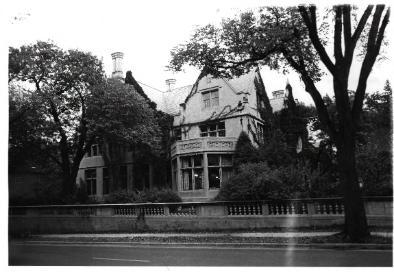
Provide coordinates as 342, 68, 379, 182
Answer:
168, 70, 286, 201
76, 52, 288, 201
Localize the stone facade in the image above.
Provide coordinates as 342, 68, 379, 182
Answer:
170, 69, 269, 201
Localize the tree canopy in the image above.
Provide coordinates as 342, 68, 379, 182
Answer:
169, 5, 390, 241
9, 41, 163, 196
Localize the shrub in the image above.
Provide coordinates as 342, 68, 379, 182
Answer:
104, 188, 181, 203
216, 161, 341, 201
216, 162, 285, 201
233, 131, 259, 167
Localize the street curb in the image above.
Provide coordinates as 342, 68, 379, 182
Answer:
13, 240, 392, 250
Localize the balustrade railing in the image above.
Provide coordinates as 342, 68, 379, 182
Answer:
9, 196, 392, 218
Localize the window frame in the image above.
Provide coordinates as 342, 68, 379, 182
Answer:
180, 154, 204, 191
200, 121, 226, 137
207, 154, 233, 190
86, 144, 101, 157
85, 168, 97, 195
201, 89, 219, 109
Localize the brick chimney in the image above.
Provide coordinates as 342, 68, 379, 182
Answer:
111, 52, 124, 79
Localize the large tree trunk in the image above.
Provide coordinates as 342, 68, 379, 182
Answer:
336, 128, 370, 241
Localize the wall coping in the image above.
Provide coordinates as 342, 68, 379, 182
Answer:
9, 196, 392, 209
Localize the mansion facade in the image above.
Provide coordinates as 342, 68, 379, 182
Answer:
169, 70, 279, 201
76, 52, 287, 201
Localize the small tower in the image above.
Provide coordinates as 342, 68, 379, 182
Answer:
111, 52, 124, 79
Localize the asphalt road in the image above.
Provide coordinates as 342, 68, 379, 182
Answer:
9, 242, 393, 266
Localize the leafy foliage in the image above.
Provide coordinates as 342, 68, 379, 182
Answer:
216, 161, 340, 201
233, 131, 259, 167
104, 188, 181, 204
87, 79, 161, 151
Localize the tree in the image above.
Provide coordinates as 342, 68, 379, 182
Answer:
357, 80, 392, 196
9, 41, 105, 196
86, 78, 162, 190
169, 5, 390, 241
233, 131, 259, 167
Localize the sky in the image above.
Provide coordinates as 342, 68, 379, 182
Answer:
3, 0, 393, 107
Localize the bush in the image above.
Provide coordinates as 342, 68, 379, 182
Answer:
104, 188, 181, 203
216, 161, 341, 201
216, 162, 285, 201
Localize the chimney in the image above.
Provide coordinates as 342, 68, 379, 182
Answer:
111, 52, 124, 79
165, 78, 176, 92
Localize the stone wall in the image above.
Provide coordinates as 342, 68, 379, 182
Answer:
9, 198, 392, 235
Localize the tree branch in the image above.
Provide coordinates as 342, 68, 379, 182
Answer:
352, 5, 389, 124
334, 6, 344, 63
298, 5, 336, 75
281, 49, 337, 141
342, 5, 352, 57
352, 6, 373, 43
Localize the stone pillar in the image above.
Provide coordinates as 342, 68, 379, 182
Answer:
203, 153, 209, 197
176, 156, 182, 191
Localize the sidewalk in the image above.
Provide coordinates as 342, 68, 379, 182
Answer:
31, 231, 392, 239
19, 231, 391, 250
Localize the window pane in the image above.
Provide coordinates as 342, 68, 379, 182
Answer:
182, 169, 192, 190
86, 169, 96, 179
218, 130, 225, 137
221, 155, 233, 166
211, 90, 219, 98
86, 180, 92, 195
211, 97, 219, 106
181, 156, 191, 168
208, 167, 221, 189
218, 122, 225, 130
193, 155, 203, 167
209, 131, 217, 137
208, 124, 217, 131
202, 93, 210, 108
200, 125, 208, 137
194, 168, 204, 190
92, 180, 97, 195
208, 155, 220, 166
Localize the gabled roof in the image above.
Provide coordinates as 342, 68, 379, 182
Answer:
158, 85, 193, 115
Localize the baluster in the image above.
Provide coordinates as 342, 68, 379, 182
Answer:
247, 205, 250, 215
291, 203, 295, 214
328, 203, 332, 214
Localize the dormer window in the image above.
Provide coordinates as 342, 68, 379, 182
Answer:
202, 89, 219, 108
86, 144, 100, 157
